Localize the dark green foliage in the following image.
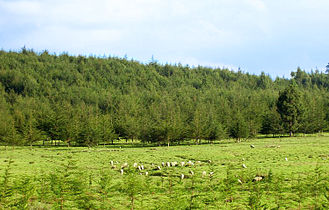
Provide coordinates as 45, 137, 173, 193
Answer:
0, 49, 329, 146
276, 81, 303, 136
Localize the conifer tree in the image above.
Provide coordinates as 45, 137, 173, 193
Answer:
276, 82, 303, 136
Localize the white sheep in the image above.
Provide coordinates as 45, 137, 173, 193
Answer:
181, 174, 185, 180
121, 162, 128, 169
190, 170, 194, 176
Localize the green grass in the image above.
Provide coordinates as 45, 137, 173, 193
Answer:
0, 136, 328, 209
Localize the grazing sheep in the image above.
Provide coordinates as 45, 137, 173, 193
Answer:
138, 166, 142, 171
202, 171, 207, 177
166, 162, 171, 167
120, 169, 124, 175
154, 166, 161, 170
145, 171, 149, 176
186, 161, 194, 166
171, 162, 178, 167
181, 162, 185, 167
209, 172, 214, 177
141, 165, 144, 170
133, 163, 138, 168
208, 160, 212, 163
253, 176, 263, 182
189, 170, 194, 176
242, 164, 247, 168
110, 160, 114, 166
250, 144, 255, 148
285, 157, 288, 161
238, 179, 243, 184
162, 162, 165, 167
181, 174, 185, 180
121, 162, 128, 169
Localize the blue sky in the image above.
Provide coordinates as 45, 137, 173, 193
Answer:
1, 0, 329, 78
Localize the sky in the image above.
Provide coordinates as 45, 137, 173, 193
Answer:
1, 0, 329, 78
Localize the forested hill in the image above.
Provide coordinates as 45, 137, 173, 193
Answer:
0, 49, 328, 146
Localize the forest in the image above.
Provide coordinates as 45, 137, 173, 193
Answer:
0, 48, 329, 147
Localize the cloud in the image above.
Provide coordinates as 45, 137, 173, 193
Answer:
1, 0, 329, 76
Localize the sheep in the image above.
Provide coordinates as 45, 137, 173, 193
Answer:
180, 162, 185, 167
253, 176, 263, 182
242, 164, 247, 168
285, 157, 288, 161
133, 163, 138, 168
120, 169, 124, 175
141, 165, 144, 170
162, 162, 165, 167
181, 174, 185, 180
166, 162, 171, 167
186, 161, 194, 166
189, 170, 194, 176
153, 166, 161, 171
209, 172, 214, 177
110, 160, 114, 166
145, 171, 149, 176
202, 171, 207, 177
238, 179, 243, 184
171, 162, 178, 167
250, 144, 255, 148
121, 162, 128, 169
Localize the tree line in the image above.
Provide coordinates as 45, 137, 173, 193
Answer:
0, 49, 328, 146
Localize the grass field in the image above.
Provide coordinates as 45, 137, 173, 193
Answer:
0, 136, 328, 209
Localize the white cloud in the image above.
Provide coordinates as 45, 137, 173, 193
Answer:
1, 0, 329, 76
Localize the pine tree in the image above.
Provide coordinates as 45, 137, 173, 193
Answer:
276, 82, 303, 136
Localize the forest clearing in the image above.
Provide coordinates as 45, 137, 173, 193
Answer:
0, 136, 328, 209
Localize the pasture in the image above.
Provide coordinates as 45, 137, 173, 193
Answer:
0, 136, 328, 209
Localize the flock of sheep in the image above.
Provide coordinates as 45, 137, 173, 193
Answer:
109, 159, 214, 179
108, 144, 287, 182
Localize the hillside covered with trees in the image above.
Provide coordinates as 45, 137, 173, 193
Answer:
0, 49, 328, 146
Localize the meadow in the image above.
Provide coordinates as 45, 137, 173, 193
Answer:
0, 136, 328, 209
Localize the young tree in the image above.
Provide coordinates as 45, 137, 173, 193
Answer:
276, 82, 303, 136
229, 111, 249, 142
